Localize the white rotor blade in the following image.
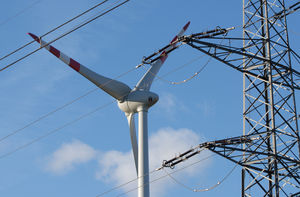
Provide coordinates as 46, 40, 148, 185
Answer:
28, 33, 131, 100
126, 113, 138, 174
135, 21, 190, 91
135, 59, 163, 91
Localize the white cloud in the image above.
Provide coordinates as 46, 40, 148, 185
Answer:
44, 128, 211, 196
45, 139, 97, 175
96, 128, 211, 197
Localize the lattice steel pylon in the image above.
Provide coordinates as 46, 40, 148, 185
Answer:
152, 1, 300, 196
241, 0, 299, 196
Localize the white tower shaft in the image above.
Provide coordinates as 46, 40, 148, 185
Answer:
138, 107, 149, 197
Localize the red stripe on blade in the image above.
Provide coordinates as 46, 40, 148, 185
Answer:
69, 58, 80, 72
27, 33, 40, 43
183, 21, 190, 31
50, 46, 60, 58
170, 35, 178, 44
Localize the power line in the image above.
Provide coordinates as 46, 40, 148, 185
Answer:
0, 42, 214, 161
0, 65, 137, 146
0, 0, 132, 161
0, 32, 210, 150
0, 52, 214, 169
146, 33, 227, 85
0, 21, 215, 146
95, 154, 215, 197
0, 100, 115, 160
0, 0, 129, 72
150, 55, 210, 85
0, 0, 109, 62
0, 0, 43, 27
115, 155, 215, 197
0, 88, 98, 143
163, 160, 239, 192
95, 168, 158, 197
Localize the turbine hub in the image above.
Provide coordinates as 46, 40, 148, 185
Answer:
118, 90, 159, 113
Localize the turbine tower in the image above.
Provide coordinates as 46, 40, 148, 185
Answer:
28, 21, 190, 197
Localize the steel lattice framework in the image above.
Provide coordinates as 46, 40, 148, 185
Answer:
152, 0, 300, 196
241, 0, 299, 196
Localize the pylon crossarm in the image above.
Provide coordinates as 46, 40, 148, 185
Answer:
141, 31, 300, 90
140, 27, 232, 65
161, 133, 300, 185
162, 139, 300, 171
181, 37, 300, 90
162, 134, 253, 169
208, 145, 300, 180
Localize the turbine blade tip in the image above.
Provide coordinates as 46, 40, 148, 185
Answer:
27, 32, 40, 42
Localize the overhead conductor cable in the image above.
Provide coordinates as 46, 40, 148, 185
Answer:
0, 0, 129, 72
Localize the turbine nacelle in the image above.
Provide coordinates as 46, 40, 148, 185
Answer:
118, 90, 159, 113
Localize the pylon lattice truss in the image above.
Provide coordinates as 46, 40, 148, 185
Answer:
241, 1, 299, 196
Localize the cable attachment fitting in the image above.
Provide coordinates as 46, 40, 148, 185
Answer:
188, 26, 234, 39
162, 159, 175, 169
142, 56, 152, 65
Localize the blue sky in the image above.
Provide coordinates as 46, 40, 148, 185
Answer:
0, 0, 299, 197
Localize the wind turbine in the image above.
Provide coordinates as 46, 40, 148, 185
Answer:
28, 21, 190, 197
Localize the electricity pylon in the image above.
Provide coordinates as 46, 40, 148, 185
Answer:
150, 1, 300, 196
240, 1, 299, 196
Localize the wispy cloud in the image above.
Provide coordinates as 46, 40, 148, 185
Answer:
45, 139, 97, 175
197, 100, 216, 117
96, 127, 210, 197
158, 92, 176, 112
157, 92, 188, 119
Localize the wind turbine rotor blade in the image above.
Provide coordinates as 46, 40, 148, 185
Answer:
126, 113, 139, 174
27, 33, 131, 100
135, 21, 190, 91
135, 59, 163, 91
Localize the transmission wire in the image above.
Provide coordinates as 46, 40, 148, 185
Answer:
152, 55, 211, 85
162, 160, 239, 192
95, 168, 159, 197
0, 88, 98, 143
0, 100, 115, 160
0, 64, 137, 157
113, 154, 215, 197
0, 0, 109, 62
0, 0, 129, 72
0, 0, 133, 154
95, 7, 299, 196
0, 0, 43, 27
147, 33, 227, 85
95, 154, 215, 197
